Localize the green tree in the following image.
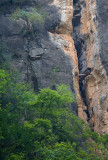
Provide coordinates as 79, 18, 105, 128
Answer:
0, 69, 108, 160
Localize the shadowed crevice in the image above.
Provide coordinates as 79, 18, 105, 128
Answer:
72, 0, 90, 121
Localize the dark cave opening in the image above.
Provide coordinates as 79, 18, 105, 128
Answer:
32, 76, 39, 92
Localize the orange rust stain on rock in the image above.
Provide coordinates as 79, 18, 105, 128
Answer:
49, 0, 87, 122
80, 0, 108, 133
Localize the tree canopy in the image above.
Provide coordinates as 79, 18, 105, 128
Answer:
0, 69, 108, 160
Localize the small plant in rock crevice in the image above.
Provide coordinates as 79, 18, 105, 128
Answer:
50, 66, 60, 87
11, 8, 46, 37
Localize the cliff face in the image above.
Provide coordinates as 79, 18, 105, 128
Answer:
0, 0, 78, 114
72, 0, 108, 134
73, 0, 108, 133
0, 0, 108, 133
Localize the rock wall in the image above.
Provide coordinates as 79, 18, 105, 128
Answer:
73, 0, 108, 134
0, 0, 108, 133
49, 0, 87, 121
0, 0, 78, 113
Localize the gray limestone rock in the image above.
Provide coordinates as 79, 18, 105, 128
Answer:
0, 0, 77, 114
0, 16, 24, 36
29, 48, 44, 60
96, 0, 108, 75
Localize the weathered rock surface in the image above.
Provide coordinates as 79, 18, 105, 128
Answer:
0, 0, 108, 133
0, 0, 77, 113
73, 0, 108, 133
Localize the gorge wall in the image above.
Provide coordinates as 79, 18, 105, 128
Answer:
72, 0, 108, 133
0, 0, 108, 134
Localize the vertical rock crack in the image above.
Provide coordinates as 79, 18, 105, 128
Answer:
72, 0, 90, 122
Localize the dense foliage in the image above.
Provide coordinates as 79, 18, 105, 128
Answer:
11, 8, 45, 23
0, 69, 108, 160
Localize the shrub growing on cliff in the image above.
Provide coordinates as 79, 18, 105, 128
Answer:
11, 8, 46, 36
11, 8, 45, 23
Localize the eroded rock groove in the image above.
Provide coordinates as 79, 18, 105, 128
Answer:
72, 0, 108, 133
72, 0, 90, 121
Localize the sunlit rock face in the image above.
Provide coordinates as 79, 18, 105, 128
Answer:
73, 0, 108, 133
89, 0, 108, 134
49, 0, 87, 121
